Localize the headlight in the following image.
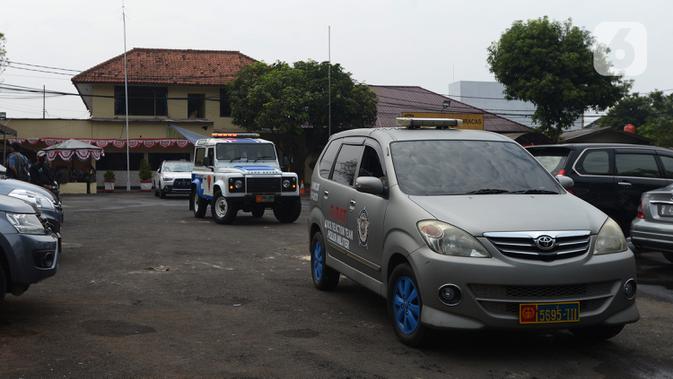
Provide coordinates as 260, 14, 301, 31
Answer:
282, 177, 297, 192
594, 218, 627, 255
162, 176, 174, 182
6, 213, 47, 234
417, 220, 490, 258
228, 178, 245, 192
8, 189, 55, 210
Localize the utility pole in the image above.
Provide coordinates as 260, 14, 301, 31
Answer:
328, 25, 331, 137
42, 85, 45, 119
122, 1, 130, 191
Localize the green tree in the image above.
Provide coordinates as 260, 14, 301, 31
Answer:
601, 91, 673, 147
487, 17, 630, 141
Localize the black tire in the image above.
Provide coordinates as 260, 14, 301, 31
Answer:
212, 194, 237, 224
571, 324, 625, 341
273, 197, 302, 223
251, 206, 265, 218
663, 254, 673, 264
191, 192, 207, 218
310, 232, 339, 291
0, 262, 6, 303
387, 263, 427, 347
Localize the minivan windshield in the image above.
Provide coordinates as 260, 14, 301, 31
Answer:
216, 143, 277, 162
391, 140, 562, 196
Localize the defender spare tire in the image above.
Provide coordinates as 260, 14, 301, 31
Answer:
273, 197, 301, 223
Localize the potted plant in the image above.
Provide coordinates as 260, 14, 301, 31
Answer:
103, 170, 115, 192
138, 159, 153, 192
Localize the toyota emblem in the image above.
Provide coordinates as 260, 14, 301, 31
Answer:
534, 235, 556, 251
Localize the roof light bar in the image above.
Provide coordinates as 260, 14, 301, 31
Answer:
396, 117, 463, 129
211, 132, 261, 138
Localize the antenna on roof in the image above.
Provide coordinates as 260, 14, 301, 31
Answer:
122, 0, 130, 192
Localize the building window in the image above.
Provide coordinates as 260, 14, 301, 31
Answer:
219, 87, 231, 117
114, 86, 167, 116
188, 94, 205, 119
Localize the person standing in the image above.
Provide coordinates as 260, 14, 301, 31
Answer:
6, 143, 30, 181
30, 151, 54, 188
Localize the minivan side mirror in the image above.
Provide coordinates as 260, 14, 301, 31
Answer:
555, 175, 574, 190
355, 176, 385, 195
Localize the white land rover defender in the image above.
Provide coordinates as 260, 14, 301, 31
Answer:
189, 133, 302, 224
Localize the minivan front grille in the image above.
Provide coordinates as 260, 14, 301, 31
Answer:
484, 231, 591, 261
246, 177, 281, 193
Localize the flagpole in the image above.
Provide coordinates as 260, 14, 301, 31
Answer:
122, 1, 130, 191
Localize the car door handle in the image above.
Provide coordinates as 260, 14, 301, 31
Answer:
618, 181, 632, 186
349, 200, 357, 210
323, 190, 329, 199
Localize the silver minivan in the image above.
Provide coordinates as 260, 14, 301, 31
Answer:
308, 118, 639, 346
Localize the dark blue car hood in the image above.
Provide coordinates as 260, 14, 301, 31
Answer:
0, 178, 56, 201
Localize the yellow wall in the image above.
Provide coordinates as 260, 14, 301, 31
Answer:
88, 83, 240, 131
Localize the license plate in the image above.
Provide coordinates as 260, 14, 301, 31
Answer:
659, 204, 673, 217
519, 302, 580, 324
255, 194, 275, 203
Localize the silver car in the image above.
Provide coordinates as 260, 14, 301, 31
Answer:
630, 184, 673, 263
308, 118, 639, 346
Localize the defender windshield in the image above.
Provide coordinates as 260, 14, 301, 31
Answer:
163, 162, 193, 172
216, 143, 277, 162
391, 140, 562, 196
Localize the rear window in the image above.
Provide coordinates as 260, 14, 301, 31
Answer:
615, 153, 660, 178
660, 155, 673, 179
528, 147, 570, 175
578, 150, 610, 175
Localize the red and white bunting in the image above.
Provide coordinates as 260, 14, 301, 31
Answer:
7, 138, 192, 149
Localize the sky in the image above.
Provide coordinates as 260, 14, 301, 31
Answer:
0, 0, 671, 119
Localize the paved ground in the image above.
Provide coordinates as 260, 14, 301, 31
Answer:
1, 193, 673, 378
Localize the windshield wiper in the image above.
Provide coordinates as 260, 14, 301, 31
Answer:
230, 156, 243, 162
253, 156, 274, 162
465, 188, 512, 194
511, 189, 559, 194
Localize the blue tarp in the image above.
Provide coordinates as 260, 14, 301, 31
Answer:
169, 124, 207, 144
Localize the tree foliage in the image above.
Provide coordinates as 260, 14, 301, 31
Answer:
601, 91, 673, 147
487, 17, 630, 141
229, 60, 377, 134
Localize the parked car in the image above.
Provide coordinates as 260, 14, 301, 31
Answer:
630, 184, 673, 263
0, 194, 60, 301
527, 144, 673, 234
309, 118, 638, 346
0, 164, 63, 233
153, 160, 193, 198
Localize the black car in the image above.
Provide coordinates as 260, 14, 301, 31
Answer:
0, 194, 60, 301
527, 144, 673, 233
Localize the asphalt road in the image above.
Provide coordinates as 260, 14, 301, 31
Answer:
2, 193, 673, 378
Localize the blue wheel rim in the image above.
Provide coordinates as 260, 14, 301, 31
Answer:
312, 240, 324, 282
393, 276, 420, 335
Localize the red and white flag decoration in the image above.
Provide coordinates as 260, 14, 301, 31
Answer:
8, 138, 192, 149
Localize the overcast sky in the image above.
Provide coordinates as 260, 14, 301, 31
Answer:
1, 0, 670, 119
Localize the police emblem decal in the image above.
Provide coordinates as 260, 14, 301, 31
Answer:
357, 208, 369, 247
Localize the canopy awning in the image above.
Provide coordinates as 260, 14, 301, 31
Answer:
169, 124, 207, 144
42, 139, 104, 161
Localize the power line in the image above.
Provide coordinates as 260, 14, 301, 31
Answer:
5, 64, 74, 76
6, 60, 82, 73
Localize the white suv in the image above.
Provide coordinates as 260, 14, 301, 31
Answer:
189, 133, 301, 224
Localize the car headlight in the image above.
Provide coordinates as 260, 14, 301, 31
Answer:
594, 218, 627, 255
6, 213, 47, 235
417, 220, 490, 258
162, 176, 174, 182
228, 177, 245, 192
8, 189, 55, 210
282, 177, 297, 192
